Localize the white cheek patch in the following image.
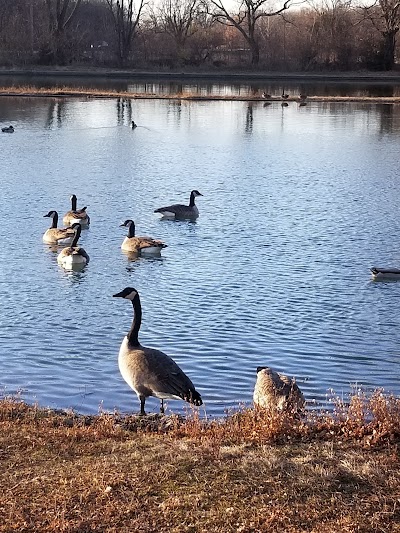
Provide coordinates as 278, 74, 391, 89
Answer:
127, 291, 138, 300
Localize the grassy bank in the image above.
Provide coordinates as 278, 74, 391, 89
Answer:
1, 392, 399, 532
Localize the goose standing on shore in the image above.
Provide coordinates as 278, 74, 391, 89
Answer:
120, 219, 167, 255
113, 287, 203, 415
154, 190, 203, 219
43, 210, 75, 244
253, 366, 305, 413
63, 194, 90, 226
57, 223, 90, 269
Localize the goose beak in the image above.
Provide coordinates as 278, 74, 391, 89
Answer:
113, 291, 124, 298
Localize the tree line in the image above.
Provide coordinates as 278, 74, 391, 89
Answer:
0, 0, 399, 71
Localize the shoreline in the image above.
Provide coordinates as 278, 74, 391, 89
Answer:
1, 66, 400, 83
2, 87, 400, 103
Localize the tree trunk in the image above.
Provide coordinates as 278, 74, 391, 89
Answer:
382, 30, 397, 70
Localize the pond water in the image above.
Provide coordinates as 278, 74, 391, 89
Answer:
1, 93, 400, 417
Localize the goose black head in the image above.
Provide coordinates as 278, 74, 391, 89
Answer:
192, 190, 203, 197
120, 219, 134, 227
43, 210, 57, 218
113, 287, 138, 300
256, 366, 268, 374
70, 194, 77, 201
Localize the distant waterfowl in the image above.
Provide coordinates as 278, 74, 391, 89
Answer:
113, 287, 203, 415
120, 219, 167, 255
299, 93, 307, 100
281, 91, 289, 99
2, 125, 14, 133
57, 223, 90, 269
63, 194, 90, 226
132, 121, 137, 129
253, 366, 305, 413
42, 210, 75, 244
154, 190, 203, 219
281, 102, 289, 107
262, 92, 271, 99
370, 267, 400, 281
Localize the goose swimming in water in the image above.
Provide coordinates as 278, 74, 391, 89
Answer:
253, 366, 305, 413
120, 219, 167, 255
63, 194, 90, 226
370, 267, 400, 281
2, 125, 14, 133
57, 223, 90, 269
113, 287, 203, 415
43, 210, 75, 244
154, 190, 203, 219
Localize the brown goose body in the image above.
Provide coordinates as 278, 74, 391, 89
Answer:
253, 366, 305, 413
120, 220, 167, 255
57, 223, 90, 269
113, 287, 202, 415
43, 210, 75, 244
63, 194, 90, 226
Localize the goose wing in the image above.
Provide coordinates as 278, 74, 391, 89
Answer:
154, 203, 186, 216
143, 347, 202, 405
137, 237, 167, 250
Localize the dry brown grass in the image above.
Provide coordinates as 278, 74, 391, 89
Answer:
0, 392, 399, 532
1, 85, 400, 103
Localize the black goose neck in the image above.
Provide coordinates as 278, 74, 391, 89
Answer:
189, 191, 196, 207
127, 222, 136, 238
127, 293, 141, 346
51, 212, 58, 228
71, 196, 77, 211
71, 226, 81, 247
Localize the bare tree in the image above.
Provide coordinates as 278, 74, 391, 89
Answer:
44, 0, 83, 63
105, 0, 146, 66
208, 0, 294, 65
359, 0, 400, 69
159, 0, 199, 49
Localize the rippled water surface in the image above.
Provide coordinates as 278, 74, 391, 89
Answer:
1, 95, 400, 417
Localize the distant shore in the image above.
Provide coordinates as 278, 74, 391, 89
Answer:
1, 67, 400, 103
1, 65, 400, 83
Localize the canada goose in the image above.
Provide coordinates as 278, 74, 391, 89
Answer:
120, 219, 167, 255
370, 267, 400, 281
299, 93, 307, 100
43, 210, 75, 244
131, 121, 137, 129
154, 190, 203, 219
113, 287, 203, 415
2, 125, 14, 133
281, 91, 289, 99
63, 194, 90, 226
253, 366, 305, 413
262, 92, 271, 99
57, 223, 90, 269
